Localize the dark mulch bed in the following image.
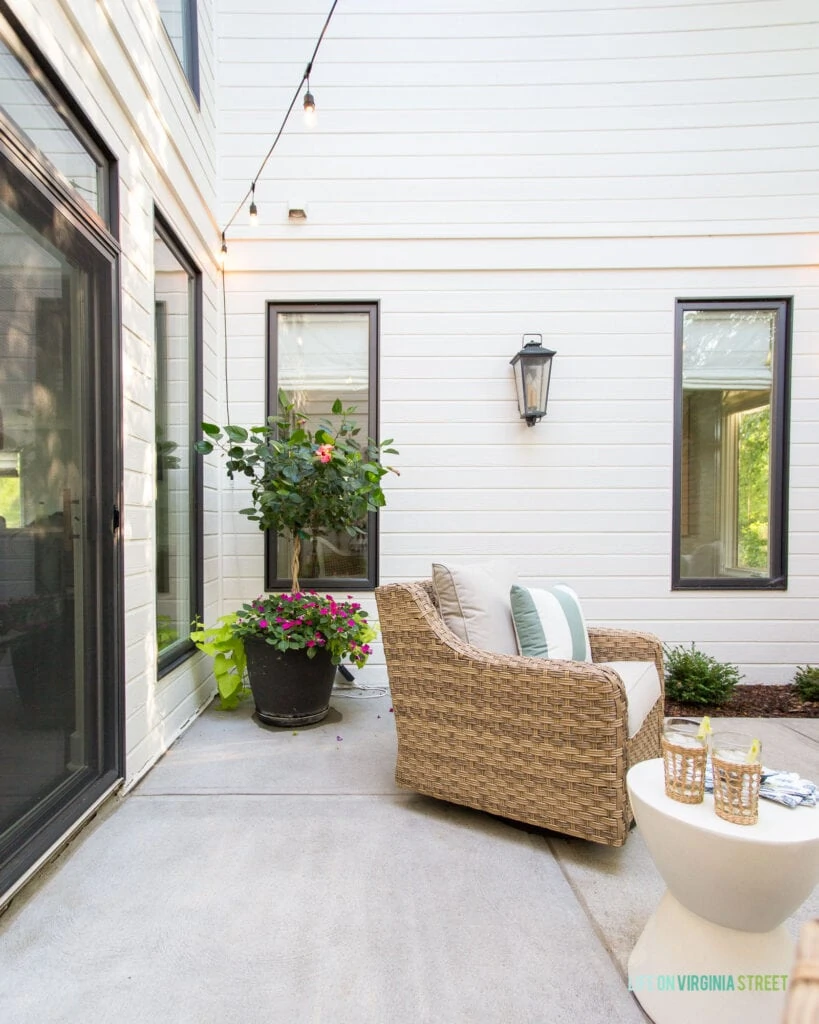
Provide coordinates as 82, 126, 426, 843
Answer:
666, 684, 819, 719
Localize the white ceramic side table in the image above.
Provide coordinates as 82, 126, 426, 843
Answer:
627, 757, 819, 1024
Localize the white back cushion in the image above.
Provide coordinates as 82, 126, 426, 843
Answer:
432, 561, 519, 655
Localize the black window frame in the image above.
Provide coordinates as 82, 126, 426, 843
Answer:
265, 301, 380, 592
672, 297, 791, 591
0, 0, 117, 231
154, 210, 203, 675
158, 0, 200, 104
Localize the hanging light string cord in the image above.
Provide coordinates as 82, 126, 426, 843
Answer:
220, 0, 338, 423
221, 0, 339, 239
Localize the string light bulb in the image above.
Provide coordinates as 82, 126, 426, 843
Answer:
218, 233, 228, 267
219, 1, 338, 243
303, 75, 316, 127
249, 184, 258, 226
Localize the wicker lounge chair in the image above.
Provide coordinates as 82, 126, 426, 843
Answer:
375, 579, 664, 847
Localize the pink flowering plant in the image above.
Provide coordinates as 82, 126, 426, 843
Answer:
195, 393, 398, 592
232, 591, 377, 668
190, 591, 376, 710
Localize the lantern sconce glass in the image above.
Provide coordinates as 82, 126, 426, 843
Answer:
510, 334, 556, 426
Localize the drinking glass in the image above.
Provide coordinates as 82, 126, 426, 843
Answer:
662, 717, 707, 803
711, 730, 762, 825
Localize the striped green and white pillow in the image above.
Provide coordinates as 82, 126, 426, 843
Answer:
509, 584, 592, 662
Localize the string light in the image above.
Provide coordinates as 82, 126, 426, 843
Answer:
303, 73, 316, 127
219, 0, 338, 255
249, 184, 258, 226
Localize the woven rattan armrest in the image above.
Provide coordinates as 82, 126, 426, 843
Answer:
588, 626, 665, 693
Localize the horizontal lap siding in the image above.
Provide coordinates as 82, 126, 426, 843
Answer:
20, 0, 221, 780
216, 0, 819, 238
215, 265, 818, 685
214, 1, 819, 684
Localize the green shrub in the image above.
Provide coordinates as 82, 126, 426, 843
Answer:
795, 665, 819, 703
664, 643, 742, 705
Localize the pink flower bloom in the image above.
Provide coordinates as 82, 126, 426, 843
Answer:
316, 443, 334, 463
306, 640, 315, 647
347, 619, 355, 627
259, 619, 268, 628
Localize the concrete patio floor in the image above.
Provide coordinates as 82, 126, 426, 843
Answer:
1, 690, 818, 1024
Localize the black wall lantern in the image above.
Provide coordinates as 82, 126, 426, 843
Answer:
510, 334, 556, 426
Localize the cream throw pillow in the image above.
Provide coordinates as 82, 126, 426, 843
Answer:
432, 562, 519, 655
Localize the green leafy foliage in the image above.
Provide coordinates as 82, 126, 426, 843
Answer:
157, 614, 179, 651
664, 642, 742, 705
736, 405, 770, 572
196, 393, 399, 590
190, 613, 250, 709
795, 665, 819, 703
231, 591, 378, 669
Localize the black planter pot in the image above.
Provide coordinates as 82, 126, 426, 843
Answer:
243, 637, 337, 727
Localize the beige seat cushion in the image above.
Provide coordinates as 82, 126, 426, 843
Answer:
432, 561, 519, 655
599, 661, 661, 738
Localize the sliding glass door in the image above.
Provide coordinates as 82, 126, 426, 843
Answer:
0, 141, 121, 896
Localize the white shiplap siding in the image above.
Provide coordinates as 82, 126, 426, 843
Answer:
15, 0, 222, 782
214, 258, 818, 685
213, 0, 818, 680
216, 0, 819, 239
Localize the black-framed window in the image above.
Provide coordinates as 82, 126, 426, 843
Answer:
157, 0, 199, 102
266, 302, 380, 591
154, 213, 202, 672
672, 298, 791, 590
0, 5, 113, 224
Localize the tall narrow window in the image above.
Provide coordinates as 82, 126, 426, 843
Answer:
154, 216, 201, 670
156, 0, 199, 101
673, 299, 791, 589
266, 302, 379, 591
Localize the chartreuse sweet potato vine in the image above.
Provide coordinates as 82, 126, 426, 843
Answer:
189, 614, 248, 710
